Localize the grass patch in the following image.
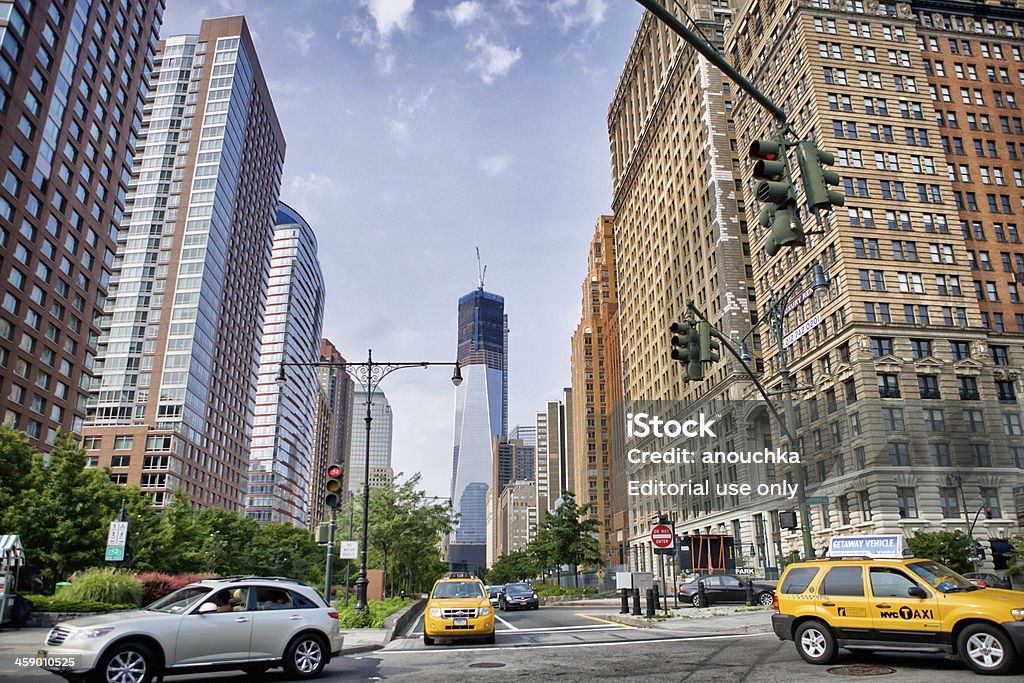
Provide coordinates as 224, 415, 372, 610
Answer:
334, 596, 414, 629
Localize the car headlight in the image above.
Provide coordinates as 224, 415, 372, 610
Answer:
69, 627, 115, 640
532, 592, 538, 599
478, 606, 491, 616
429, 608, 442, 618
1011, 608, 1024, 621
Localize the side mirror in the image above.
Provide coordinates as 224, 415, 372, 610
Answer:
197, 602, 218, 614
907, 586, 927, 599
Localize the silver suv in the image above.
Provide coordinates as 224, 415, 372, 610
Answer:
38, 576, 343, 683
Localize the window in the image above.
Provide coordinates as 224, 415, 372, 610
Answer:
923, 408, 945, 431
859, 490, 872, 521
918, 375, 941, 399
82, 435, 101, 449
877, 374, 900, 398
958, 376, 980, 400
870, 337, 893, 357
110, 455, 130, 468
113, 435, 134, 450
929, 443, 951, 466
888, 442, 910, 465
950, 340, 971, 360
971, 443, 992, 467
780, 567, 820, 594
963, 408, 986, 433
910, 339, 932, 358
820, 567, 864, 596
1003, 413, 1023, 436
896, 487, 918, 518
870, 567, 921, 597
980, 488, 1001, 518
883, 407, 905, 431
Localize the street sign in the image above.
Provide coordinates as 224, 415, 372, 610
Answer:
105, 520, 128, 562
339, 541, 358, 560
806, 496, 829, 505
735, 567, 755, 576
650, 524, 674, 549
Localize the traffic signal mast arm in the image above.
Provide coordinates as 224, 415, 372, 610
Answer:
683, 300, 795, 447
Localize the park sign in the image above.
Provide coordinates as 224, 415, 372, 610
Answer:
828, 534, 910, 560
1014, 485, 1024, 526
339, 541, 358, 560
105, 520, 128, 562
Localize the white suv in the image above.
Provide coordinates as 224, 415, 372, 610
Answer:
38, 576, 343, 683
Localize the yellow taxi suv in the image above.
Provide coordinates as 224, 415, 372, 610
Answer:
773, 535, 1024, 675
423, 573, 495, 646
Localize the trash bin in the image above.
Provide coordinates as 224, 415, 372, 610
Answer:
55, 582, 71, 595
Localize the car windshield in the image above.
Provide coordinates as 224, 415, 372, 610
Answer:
505, 583, 532, 594
147, 586, 212, 613
907, 560, 978, 593
432, 581, 485, 599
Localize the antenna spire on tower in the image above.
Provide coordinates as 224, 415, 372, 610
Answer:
476, 247, 487, 290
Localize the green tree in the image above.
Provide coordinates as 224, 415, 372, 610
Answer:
487, 550, 538, 585
0, 426, 36, 526
907, 530, 974, 574
528, 491, 602, 587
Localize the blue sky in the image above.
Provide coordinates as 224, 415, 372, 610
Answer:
161, 0, 644, 498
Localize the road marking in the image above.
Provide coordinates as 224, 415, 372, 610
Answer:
407, 625, 628, 637
574, 613, 634, 627
494, 614, 519, 631
372, 631, 772, 655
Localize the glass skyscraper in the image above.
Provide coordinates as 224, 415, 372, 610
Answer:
449, 287, 507, 571
345, 386, 393, 496
244, 203, 324, 526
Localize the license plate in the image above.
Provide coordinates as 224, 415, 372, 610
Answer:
454, 617, 467, 626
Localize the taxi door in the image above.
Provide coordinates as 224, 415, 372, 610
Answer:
866, 566, 940, 645
815, 565, 874, 642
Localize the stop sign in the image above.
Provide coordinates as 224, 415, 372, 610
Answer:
651, 524, 674, 549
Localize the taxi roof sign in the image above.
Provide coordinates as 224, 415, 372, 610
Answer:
827, 535, 911, 559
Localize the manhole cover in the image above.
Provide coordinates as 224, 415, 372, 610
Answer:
827, 665, 897, 676
468, 663, 506, 669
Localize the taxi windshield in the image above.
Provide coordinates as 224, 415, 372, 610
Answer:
432, 581, 485, 599
907, 560, 978, 593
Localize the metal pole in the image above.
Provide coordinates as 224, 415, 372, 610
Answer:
633, 0, 788, 125
776, 309, 815, 561
344, 502, 353, 607
355, 349, 374, 611
325, 507, 337, 603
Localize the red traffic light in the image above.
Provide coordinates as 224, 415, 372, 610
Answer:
327, 464, 342, 478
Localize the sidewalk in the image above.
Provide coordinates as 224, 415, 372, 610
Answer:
596, 604, 774, 634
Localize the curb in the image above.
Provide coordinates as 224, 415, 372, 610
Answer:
341, 643, 384, 656
383, 598, 426, 643
596, 613, 663, 629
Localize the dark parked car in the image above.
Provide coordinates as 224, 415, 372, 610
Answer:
678, 574, 774, 607
499, 582, 539, 611
963, 572, 1012, 590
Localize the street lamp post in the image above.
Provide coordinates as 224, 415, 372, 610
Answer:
278, 349, 462, 611
688, 261, 829, 561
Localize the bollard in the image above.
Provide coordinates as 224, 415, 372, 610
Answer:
745, 578, 754, 606
652, 582, 661, 611
632, 587, 642, 615
620, 588, 630, 614
696, 579, 707, 608
645, 588, 655, 617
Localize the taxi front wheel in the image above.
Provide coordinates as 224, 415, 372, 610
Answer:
794, 620, 837, 665
958, 624, 1016, 675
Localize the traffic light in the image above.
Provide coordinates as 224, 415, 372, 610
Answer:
779, 510, 798, 530
670, 320, 703, 381
698, 321, 720, 364
797, 141, 845, 212
750, 138, 802, 256
325, 464, 343, 509
984, 505, 993, 519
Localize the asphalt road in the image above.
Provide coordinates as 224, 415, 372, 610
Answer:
1, 606, 1003, 681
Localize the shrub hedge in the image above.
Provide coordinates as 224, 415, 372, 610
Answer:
61, 568, 143, 606
25, 595, 136, 613
335, 597, 413, 629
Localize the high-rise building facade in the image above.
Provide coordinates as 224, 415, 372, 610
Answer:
509, 423, 536, 446
345, 386, 393, 496
82, 17, 285, 510
318, 338, 354, 492
449, 286, 507, 571
0, 0, 164, 449
496, 480, 537, 560
570, 216, 619, 566
534, 399, 568, 518
609, 2, 758, 574
244, 204, 324, 525
307, 384, 331, 525
721, 0, 1024, 561
488, 434, 535, 562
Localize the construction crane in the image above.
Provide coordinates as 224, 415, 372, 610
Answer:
476, 247, 486, 290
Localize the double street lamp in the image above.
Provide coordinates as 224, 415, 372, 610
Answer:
278, 349, 462, 610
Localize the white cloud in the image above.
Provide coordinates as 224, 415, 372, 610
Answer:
549, 0, 607, 32
447, 1, 482, 26
285, 26, 315, 56
468, 35, 522, 84
479, 154, 513, 177
387, 86, 435, 142
361, 0, 415, 40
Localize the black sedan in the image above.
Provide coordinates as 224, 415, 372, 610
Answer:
499, 582, 539, 610
678, 574, 775, 607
